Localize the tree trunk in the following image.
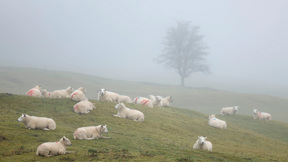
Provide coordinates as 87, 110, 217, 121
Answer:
181, 76, 185, 87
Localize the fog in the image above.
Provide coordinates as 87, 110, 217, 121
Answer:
1, 0, 288, 97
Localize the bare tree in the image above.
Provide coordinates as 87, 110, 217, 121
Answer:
156, 21, 210, 87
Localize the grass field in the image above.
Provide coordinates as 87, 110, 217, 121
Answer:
0, 67, 287, 123
0, 94, 288, 161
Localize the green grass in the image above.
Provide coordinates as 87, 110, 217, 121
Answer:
0, 67, 288, 123
0, 94, 288, 161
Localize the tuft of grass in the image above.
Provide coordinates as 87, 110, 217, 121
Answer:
0, 94, 288, 161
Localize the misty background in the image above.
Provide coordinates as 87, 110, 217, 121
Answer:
1, 0, 288, 98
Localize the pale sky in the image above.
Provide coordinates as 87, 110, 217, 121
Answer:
1, 0, 288, 97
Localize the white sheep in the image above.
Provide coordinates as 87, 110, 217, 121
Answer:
193, 136, 212, 151
41, 89, 52, 98
51, 86, 74, 98
253, 109, 272, 121
98, 88, 119, 103
158, 96, 173, 107
70, 87, 87, 102
73, 100, 96, 114
208, 114, 227, 130
26, 85, 42, 97
113, 103, 144, 122
118, 95, 132, 103
133, 97, 153, 108
17, 114, 56, 130
73, 125, 111, 140
220, 106, 239, 115
149, 95, 161, 106
36, 136, 75, 157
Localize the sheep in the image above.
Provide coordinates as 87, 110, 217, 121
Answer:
193, 136, 212, 151
71, 87, 87, 102
149, 95, 161, 106
133, 97, 153, 108
208, 114, 227, 130
118, 95, 132, 103
36, 136, 75, 157
158, 96, 173, 107
73, 125, 111, 140
41, 89, 52, 98
26, 85, 42, 97
113, 103, 144, 122
17, 114, 56, 130
98, 88, 119, 103
220, 106, 239, 115
253, 109, 272, 121
73, 100, 96, 114
51, 86, 74, 98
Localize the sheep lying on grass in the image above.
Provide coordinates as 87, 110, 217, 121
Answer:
41, 89, 52, 98
193, 136, 212, 151
52, 86, 74, 98
71, 87, 87, 102
74, 100, 96, 114
208, 114, 227, 130
158, 96, 173, 107
253, 109, 272, 121
118, 95, 132, 103
73, 125, 111, 140
113, 103, 144, 122
26, 85, 42, 97
134, 97, 153, 108
98, 88, 119, 103
220, 106, 239, 115
36, 136, 75, 157
149, 95, 161, 106
17, 114, 56, 130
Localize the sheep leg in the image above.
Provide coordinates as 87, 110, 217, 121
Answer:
65, 151, 76, 154
100, 136, 111, 139
43, 128, 50, 130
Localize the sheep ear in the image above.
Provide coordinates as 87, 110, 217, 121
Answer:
23, 114, 26, 117
63, 136, 66, 140
101, 125, 103, 128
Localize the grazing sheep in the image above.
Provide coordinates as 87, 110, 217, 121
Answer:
36, 136, 75, 157
253, 109, 272, 121
149, 95, 161, 106
26, 85, 42, 97
73, 100, 96, 114
134, 97, 153, 108
158, 96, 173, 107
208, 114, 227, 130
113, 103, 144, 122
118, 95, 132, 103
73, 125, 111, 140
17, 114, 56, 130
220, 106, 239, 115
98, 88, 119, 103
71, 87, 87, 102
52, 86, 74, 98
193, 136, 212, 151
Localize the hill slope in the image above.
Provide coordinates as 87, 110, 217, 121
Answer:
0, 94, 287, 161
0, 67, 287, 123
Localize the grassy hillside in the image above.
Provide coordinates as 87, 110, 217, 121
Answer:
0, 66, 288, 123
0, 94, 288, 161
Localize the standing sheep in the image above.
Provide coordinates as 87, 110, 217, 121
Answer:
71, 87, 87, 102
158, 96, 173, 107
220, 106, 239, 115
36, 136, 75, 157
193, 136, 212, 151
118, 95, 132, 103
73, 125, 111, 140
26, 85, 42, 97
51, 86, 74, 98
113, 103, 144, 122
17, 114, 56, 130
253, 109, 272, 121
73, 100, 96, 114
98, 88, 119, 103
208, 114, 227, 130
134, 97, 153, 108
